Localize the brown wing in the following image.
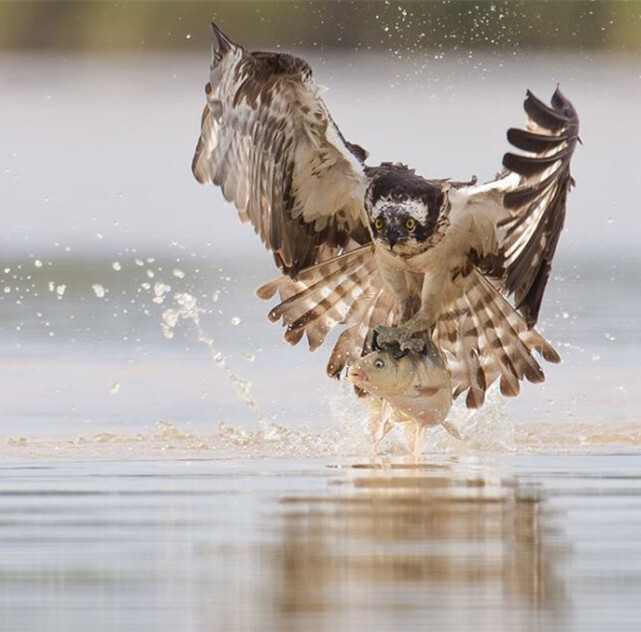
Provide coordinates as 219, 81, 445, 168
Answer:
256, 245, 401, 378
447, 88, 580, 327
499, 88, 580, 326
192, 23, 370, 276
434, 268, 560, 409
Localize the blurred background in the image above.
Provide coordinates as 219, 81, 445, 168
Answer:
1, 1, 640, 443
2, 0, 641, 52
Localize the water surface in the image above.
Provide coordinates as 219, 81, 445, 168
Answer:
3, 455, 641, 632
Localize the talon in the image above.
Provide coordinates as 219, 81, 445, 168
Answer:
373, 326, 405, 359
371, 328, 381, 351
373, 326, 427, 358
400, 337, 427, 355
372, 325, 401, 347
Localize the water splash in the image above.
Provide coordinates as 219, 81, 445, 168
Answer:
5, 417, 641, 463
0, 417, 373, 461
327, 381, 517, 456
161, 292, 264, 421
450, 386, 517, 452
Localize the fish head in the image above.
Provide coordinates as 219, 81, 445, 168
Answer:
346, 350, 414, 397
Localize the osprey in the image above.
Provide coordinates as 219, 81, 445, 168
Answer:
192, 23, 580, 408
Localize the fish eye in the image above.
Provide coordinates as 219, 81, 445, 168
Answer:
374, 358, 385, 369
374, 217, 384, 231
405, 218, 416, 230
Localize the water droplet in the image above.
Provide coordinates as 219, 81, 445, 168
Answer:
230, 316, 241, 326
92, 284, 106, 298
55, 284, 66, 297
161, 308, 179, 338
112, 261, 122, 271
152, 282, 172, 304
172, 268, 185, 279
154, 282, 171, 297
109, 381, 121, 394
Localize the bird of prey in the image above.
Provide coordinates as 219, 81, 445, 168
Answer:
192, 23, 580, 409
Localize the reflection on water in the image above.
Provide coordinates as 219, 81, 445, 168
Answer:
270, 462, 564, 632
3, 455, 641, 632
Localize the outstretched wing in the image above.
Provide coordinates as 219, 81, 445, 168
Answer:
192, 23, 371, 276
447, 87, 580, 327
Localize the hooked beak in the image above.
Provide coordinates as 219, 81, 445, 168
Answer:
387, 233, 397, 250
382, 225, 405, 251
385, 227, 399, 250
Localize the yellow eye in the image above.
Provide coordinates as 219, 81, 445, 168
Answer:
405, 218, 416, 230
374, 217, 384, 231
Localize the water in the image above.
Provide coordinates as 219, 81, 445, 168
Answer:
1, 50, 641, 630
3, 456, 641, 632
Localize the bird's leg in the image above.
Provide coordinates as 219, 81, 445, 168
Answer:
374, 270, 444, 354
400, 295, 421, 323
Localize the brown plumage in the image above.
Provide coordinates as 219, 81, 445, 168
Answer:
192, 23, 370, 276
192, 24, 579, 409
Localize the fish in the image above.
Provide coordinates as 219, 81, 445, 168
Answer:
346, 342, 459, 456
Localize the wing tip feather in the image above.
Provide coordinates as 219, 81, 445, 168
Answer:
256, 280, 279, 301
210, 22, 237, 54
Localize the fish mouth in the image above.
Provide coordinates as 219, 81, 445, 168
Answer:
346, 367, 369, 385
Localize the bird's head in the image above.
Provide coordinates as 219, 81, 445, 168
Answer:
370, 198, 436, 255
